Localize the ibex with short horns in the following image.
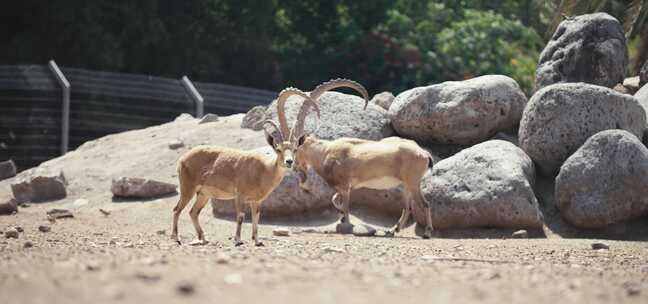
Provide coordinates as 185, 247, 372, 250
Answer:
289, 79, 435, 238
171, 88, 319, 246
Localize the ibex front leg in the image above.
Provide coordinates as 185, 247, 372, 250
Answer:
333, 189, 351, 225
189, 193, 209, 245
334, 188, 354, 234
250, 202, 264, 247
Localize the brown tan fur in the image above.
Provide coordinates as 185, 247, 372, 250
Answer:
294, 135, 435, 238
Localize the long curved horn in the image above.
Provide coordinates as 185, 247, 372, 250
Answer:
262, 120, 284, 143
289, 102, 316, 142
309, 78, 369, 110
276, 88, 320, 142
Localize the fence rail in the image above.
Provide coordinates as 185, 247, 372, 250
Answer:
0, 63, 276, 171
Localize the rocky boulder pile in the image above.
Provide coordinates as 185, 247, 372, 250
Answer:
412, 140, 543, 229
3, 12, 648, 233
555, 130, 648, 228
389, 75, 527, 145
519, 83, 645, 176
536, 13, 628, 89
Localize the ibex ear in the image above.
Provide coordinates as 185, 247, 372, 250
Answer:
297, 134, 307, 147
265, 132, 275, 148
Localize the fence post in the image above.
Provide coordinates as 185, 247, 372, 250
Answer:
181, 76, 204, 118
48, 60, 70, 155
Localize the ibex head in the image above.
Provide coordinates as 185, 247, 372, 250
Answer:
263, 88, 320, 169
290, 79, 369, 189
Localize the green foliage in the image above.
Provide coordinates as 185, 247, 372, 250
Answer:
435, 10, 542, 93
0, 0, 581, 96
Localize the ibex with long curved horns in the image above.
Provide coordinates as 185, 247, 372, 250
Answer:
171, 88, 319, 246
289, 79, 435, 238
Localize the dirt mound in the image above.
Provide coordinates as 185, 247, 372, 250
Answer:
0, 114, 266, 206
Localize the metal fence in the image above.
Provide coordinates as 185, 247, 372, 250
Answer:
0, 62, 276, 171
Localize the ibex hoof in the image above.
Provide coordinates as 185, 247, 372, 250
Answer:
255, 242, 265, 247
384, 230, 396, 238
423, 228, 434, 239
336, 223, 353, 234
234, 241, 244, 247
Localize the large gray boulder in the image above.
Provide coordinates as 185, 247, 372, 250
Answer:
389, 75, 527, 145
519, 83, 645, 176
556, 130, 648, 228
536, 13, 628, 90
211, 146, 403, 219
265, 91, 393, 140
412, 140, 543, 229
241, 105, 267, 131
11, 169, 67, 203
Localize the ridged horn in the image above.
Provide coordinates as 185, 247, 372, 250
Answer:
262, 120, 284, 143
309, 78, 369, 110
276, 87, 320, 142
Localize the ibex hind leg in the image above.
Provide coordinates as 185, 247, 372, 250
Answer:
171, 183, 197, 244
233, 196, 245, 247
414, 186, 434, 239
386, 190, 412, 237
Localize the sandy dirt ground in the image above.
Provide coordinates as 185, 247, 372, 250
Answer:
1, 197, 647, 304
1, 114, 647, 303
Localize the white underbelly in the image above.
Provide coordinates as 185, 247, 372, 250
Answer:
198, 186, 236, 200
354, 176, 402, 190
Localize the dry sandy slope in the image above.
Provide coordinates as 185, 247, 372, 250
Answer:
0, 114, 647, 304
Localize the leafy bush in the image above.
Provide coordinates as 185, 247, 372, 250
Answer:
434, 10, 542, 93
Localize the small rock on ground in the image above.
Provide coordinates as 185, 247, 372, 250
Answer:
324, 247, 345, 254
0, 198, 18, 215
5, 228, 19, 239
99, 209, 111, 216
111, 177, 177, 199
168, 140, 184, 150
38, 225, 51, 232
623, 282, 641, 296
176, 282, 195, 295
512, 230, 528, 238
591, 242, 610, 250
224, 273, 243, 285
23, 241, 33, 248
46, 208, 74, 219
215, 253, 230, 264
352, 224, 376, 237
272, 228, 290, 237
